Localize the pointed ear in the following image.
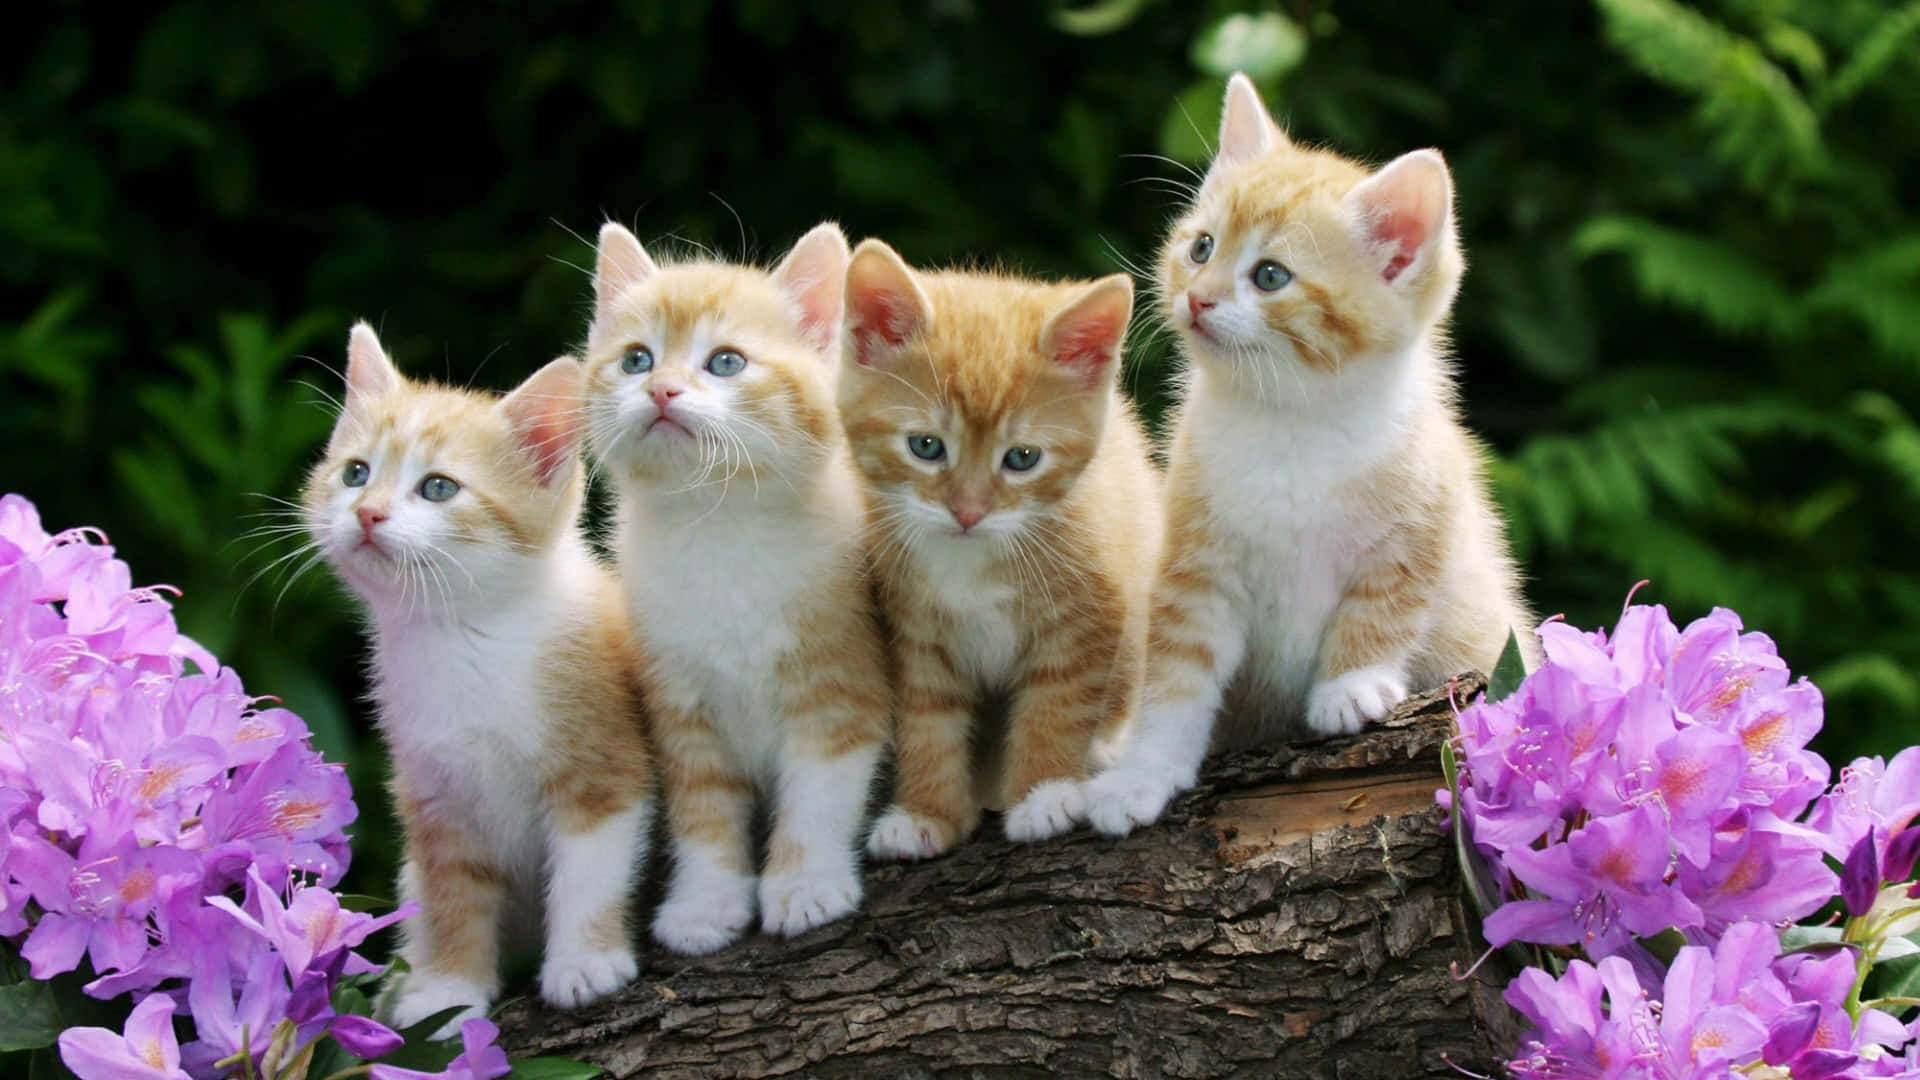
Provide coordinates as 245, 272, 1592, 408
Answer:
1040, 274, 1132, 390
1343, 150, 1454, 284
345, 321, 400, 408
772, 222, 851, 353
844, 239, 932, 369
594, 223, 657, 323
500, 355, 584, 487
1217, 72, 1288, 167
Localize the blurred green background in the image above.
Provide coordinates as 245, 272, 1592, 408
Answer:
6, 0, 1918, 897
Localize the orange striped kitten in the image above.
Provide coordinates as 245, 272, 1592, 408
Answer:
1085, 73, 1532, 836
839, 241, 1163, 859
303, 325, 653, 1030
586, 222, 889, 953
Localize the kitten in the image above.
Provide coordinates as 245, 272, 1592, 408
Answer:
303, 325, 654, 1029
585, 222, 889, 953
839, 240, 1163, 859
1085, 73, 1534, 835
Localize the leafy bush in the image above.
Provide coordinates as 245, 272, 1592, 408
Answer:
4, 1, 1916, 902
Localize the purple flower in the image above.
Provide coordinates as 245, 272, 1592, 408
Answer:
57, 992, 190, 1080
1453, 596, 1836, 955
370, 1019, 511, 1080
0, 495, 419, 1080
332, 1015, 406, 1060
207, 865, 411, 980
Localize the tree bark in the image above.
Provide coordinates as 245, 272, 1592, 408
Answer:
499, 675, 1514, 1078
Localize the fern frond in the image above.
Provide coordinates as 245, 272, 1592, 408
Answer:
1820, 1, 1920, 110
1593, 0, 1826, 186
1573, 216, 1799, 338
1805, 236, 1920, 363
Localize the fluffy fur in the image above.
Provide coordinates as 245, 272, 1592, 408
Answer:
585, 222, 889, 953
302, 324, 654, 1031
1085, 73, 1534, 836
840, 241, 1163, 858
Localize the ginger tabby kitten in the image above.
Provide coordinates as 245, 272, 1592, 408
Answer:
1086, 74, 1533, 835
585, 222, 889, 953
841, 240, 1163, 858
304, 325, 653, 1030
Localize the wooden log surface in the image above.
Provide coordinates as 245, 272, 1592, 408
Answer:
499, 674, 1514, 1078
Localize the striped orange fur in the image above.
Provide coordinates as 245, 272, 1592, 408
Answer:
303, 327, 653, 1028
1085, 73, 1534, 837
585, 222, 891, 952
840, 241, 1163, 857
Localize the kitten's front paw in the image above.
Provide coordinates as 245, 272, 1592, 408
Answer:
1003, 779, 1086, 843
539, 947, 639, 1010
1083, 766, 1187, 837
389, 972, 491, 1039
759, 863, 861, 938
652, 884, 753, 956
1306, 664, 1408, 736
865, 805, 964, 861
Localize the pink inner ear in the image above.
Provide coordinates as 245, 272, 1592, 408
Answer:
848, 285, 919, 366
1049, 306, 1126, 384
517, 412, 577, 486
1373, 211, 1427, 283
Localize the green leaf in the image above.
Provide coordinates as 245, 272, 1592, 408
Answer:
1189, 13, 1307, 81
507, 1057, 607, 1080
1821, 1, 1920, 110
1049, 0, 1151, 37
0, 981, 62, 1052
1158, 79, 1223, 164
332, 893, 399, 914
1573, 216, 1798, 338
1488, 631, 1527, 703
1865, 943, 1920, 1005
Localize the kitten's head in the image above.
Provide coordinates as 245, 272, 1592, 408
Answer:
838, 239, 1132, 545
583, 222, 850, 491
1161, 72, 1463, 386
303, 323, 586, 615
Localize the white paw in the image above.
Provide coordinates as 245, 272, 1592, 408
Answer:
652, 884, 753, 956
389, 972, 491, 1039
1003, 779, 1086, 843
759, 864, 861, 938
865, 806, 956, 861
539, 947, 639, 1010
1306, 665, 1408, 736
1083, 766, 1187, 837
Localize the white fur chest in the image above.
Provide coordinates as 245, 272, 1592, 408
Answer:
1183, 365, 1411, 695
621, 495, 851, 779
372, 607, 554, 868
907, 539, 1024, 691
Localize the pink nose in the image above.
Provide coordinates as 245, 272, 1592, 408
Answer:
356, 506, 387, 540
650, 386, 683, 411
950, 504, 985, 530
1187, 292, 1217, 319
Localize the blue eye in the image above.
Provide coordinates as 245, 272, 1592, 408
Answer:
418, 475, 460, 502
705, 349, 747, 377
1002, 446, 1042, 472
907, 434, 945, 461
342, 460, 370, 488
1252, 261, 1293, 291
1189, 233, 1215, 264
620, 345, 653, 374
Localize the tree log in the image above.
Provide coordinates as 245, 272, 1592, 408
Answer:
499, 675, 1515, 1078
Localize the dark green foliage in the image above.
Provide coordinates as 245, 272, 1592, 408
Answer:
4, 0, 1917, 907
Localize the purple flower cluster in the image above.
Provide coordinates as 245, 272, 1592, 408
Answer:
1455, 601, 1835, 955
1447, 595, 1920, 1079
0, 495, 500, 1080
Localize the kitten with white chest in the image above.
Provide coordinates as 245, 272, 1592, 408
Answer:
1085, 74, 1534, 836
585, 222, 890, 953
303, 325, 654, 1029
837, 243, 1164, 858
